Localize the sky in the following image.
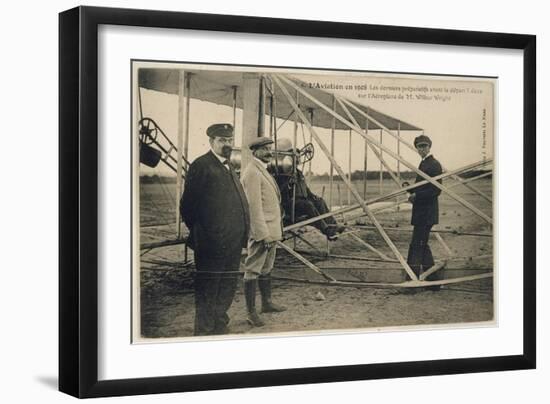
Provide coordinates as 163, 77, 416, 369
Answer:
137, 65, 494, 177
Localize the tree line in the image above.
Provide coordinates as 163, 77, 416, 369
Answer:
308, 169, 491, 181
140, 169, 491, 184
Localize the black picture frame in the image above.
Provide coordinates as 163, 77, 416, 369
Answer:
59, 5, 536, 398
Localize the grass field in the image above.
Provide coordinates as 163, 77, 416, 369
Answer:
139, 177, 493, 227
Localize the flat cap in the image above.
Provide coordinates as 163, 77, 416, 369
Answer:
206, 123, 234, 138
249, 136, 274, 150
414, 134, 432, 147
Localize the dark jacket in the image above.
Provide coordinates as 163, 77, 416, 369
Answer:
411, 155, 443, 226
180, 151, 250, 258
269, 168, 311, 210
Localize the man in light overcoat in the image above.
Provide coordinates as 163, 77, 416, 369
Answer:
241, 136, 287, 327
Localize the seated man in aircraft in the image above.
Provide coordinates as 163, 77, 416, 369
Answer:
268, 138, 345, 241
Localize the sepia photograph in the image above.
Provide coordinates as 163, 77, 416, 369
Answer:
132, 60, 495, 342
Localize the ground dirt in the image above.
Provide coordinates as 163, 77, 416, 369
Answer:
139, 178, 493, 339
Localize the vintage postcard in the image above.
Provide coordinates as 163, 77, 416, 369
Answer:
132, 60, 494, 342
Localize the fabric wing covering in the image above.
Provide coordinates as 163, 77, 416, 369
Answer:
138, 68, 422, 132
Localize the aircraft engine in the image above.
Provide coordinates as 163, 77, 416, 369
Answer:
139, 118, 162, 168
268, 155, 294, 175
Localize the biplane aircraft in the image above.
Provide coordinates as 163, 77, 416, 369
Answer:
136, 66, 493, 290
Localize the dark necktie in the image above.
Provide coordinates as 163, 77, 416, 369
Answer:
223, 159, 240, 192
225, 161, 240, 184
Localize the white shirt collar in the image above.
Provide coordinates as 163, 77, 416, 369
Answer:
422, 153, 432, 161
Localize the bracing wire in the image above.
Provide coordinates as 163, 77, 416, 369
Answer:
276, 110, 296, 132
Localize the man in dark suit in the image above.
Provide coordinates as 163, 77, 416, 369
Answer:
276, 168, 344, 240
269, 138, 344, 241
180, 123, 250, 336
406, 134, 443, 291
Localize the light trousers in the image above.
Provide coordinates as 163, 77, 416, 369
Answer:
242, 239, 277, 280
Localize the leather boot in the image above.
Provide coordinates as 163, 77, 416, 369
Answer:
258, 275, 287, 313
244, 280, 264, 327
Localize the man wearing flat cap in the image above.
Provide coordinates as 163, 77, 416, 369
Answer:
180, 123, 250, 336
240, 136, 286, 327
406, 134, 443, 291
